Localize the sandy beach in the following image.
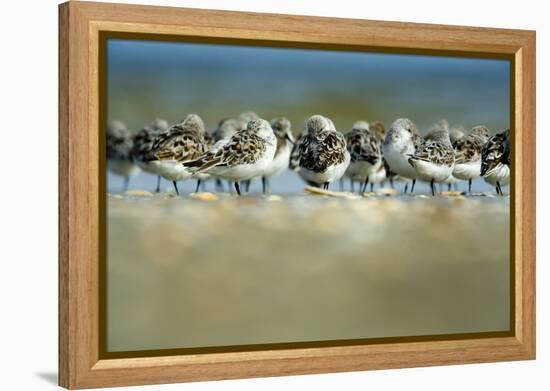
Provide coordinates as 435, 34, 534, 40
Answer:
106, 190, 510, 352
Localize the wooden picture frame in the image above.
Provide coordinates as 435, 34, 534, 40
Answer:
59, 1, 536, 389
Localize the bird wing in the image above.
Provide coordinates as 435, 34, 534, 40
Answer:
132, 128, 160, 161
412, 133, 424, 151
184, 131, 266, 173
409, 140, 454, 167
454, 135, 482, 164
481, 131, 508, 175
107, 132, 133, 161
151, 125, 206, 163
301, 130, 347, 172
346, 129, 380, 164
289, 134, 304, 170
220, 132, 266, 166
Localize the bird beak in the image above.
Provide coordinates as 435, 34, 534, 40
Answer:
285, 133, 295, 144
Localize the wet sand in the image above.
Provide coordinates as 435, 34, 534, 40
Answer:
106, 191, 510, 352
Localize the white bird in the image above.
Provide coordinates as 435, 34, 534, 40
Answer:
382, 118, 422, 193
260, 117, 294, 193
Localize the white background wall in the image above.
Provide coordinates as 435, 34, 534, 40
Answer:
0, 0, 547, 389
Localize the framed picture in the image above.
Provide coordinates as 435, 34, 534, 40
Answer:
59, 1, 536, 389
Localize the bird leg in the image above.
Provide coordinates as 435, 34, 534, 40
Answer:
361, 177, 369, 193
234, 181, 241, 196
195, 179, 201, 193
262, 176, 267, 194
155, 176, 161, 193
468, 178, 472, 194
123, 176, 129, 193
404, 183, 409, 194
430, 179, 436, 196
411, 179, 417, 193
172, 181, 179, 196
215, 178, 223, 192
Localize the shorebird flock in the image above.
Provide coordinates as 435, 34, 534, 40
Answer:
106, 112, 510, 196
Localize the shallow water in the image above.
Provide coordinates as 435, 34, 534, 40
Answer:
107, 169, 509, 195
106, 190, 510, 352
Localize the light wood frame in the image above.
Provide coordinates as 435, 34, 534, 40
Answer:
59, 1, 536, 389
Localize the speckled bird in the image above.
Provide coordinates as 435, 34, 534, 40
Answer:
107, 120, 141, 192
297, 115, 350, 190
183, 118, 276, 195
147, 114, 208, 195
481, 129, 510, 195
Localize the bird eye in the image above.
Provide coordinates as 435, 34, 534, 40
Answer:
407, 128, 412, 133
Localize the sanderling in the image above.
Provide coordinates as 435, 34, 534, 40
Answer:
149, 118, 169, 132
297, 115, 350, 190
106, 120, 141, 192
131, 118, 169, 192
236, 111, 260, 130
452, 125, 490, 193
193, 130, 216, 192
369, 121, 391, 189
408, 126, 455, 196
289, 128, 306, 172
259, 117, 294, 193
291, 115, 336, 184
424, 120, 450, 142
342, 120, 367, 190
370, 161, 388, 191
449, 126, 466, 147
183, 118, 277, 196
213, 118, 241, 141
203, 129, 215, 148
481, 129, 510, 195
340, 120, 369, 191
425, 121, 461, 193
235, 112, 261, 192
351, 120, 370, 131
382, 118, 422, 193
440, 126, 466, 191
210, 118, 242, 192
148, 114, 207, 195
344, 121, 382, 193
370, 121, 386, 142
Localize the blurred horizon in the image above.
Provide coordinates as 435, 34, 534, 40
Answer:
107, 39, 510, 136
